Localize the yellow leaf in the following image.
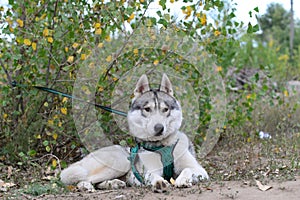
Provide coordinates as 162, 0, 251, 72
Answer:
6, 17, 12, 25
113, 77, 118, 82
127, 13, 135, 23
199, 13, 207, 26
3, 113, 8, 119
81, 85, 91, 95
44, 102, 49, 107
106, 55, 112, 62
65, 47, 69, 52
94, 22, 101, 29
80, 54, 86, 60
72, 42, 79, 49
32, 42, 37, 51
284, 90, 289, 97
170, 177, 175, 185
40, 13, 47, 20
76, 47, 82, 54
62, 97, 68, 103
95, 28, 102, 35
61, 107, 67, 115
36, 134, 41, 139
247, 137, 251, 143
24, 38, 31, 46
48, 119, 54, 125
98, 42, 104, 48
52, 133, 58, 140
43, 28, 49, 37
105, 35, 111, 42
170, 0, 174, 3
67, 56, 74, 63
133, 48, 139, 55
16, 19, 24, 27
52, 159, 57, 168
47, 37, 53, 43
216, 66, 222, 72
98, 87, 104, 92
214, 30, 221, 36
153, 59, 159, 66
58, 121, 62, 127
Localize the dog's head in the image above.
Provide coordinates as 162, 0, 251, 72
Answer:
127, 74, 182, 142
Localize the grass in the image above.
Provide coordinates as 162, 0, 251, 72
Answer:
204, 95, 300, 183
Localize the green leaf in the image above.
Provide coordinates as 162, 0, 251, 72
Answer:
43, 140, 49, 146
159, 0, 166, 10
158, 18, 168, 27
249, 11, 252, 18
45, 146, 51, 152
253, 24, 260, 32
247, 22, 253, 33
27, 150, 36, 157
254, 7, 259, 12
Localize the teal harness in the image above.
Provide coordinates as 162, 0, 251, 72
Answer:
128, 139, 179, 184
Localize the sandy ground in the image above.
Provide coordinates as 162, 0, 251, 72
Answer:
23, 177, 299, 200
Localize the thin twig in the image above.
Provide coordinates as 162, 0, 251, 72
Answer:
0, 59, 13, 85
103, 0, 153, 79
30, 153, 62, 172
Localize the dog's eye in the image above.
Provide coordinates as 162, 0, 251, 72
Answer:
144, 107, 151, 112
162, 107, 169, 113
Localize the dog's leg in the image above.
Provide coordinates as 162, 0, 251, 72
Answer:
60, 145, 130, 189
174, 152, 209, 188
127, 168, 169, 192
148, 173, 170, 193
96, 179, 126, 190
175, 167, 208, 187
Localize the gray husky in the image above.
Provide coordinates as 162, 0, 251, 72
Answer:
60, 74, 209, 192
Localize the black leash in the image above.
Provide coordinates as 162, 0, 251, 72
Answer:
11, 81, 127, 117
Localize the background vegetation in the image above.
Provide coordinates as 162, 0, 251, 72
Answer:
0, 0, 299, 196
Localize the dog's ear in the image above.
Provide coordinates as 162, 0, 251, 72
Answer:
134, 74, 150, 98
160, 74, 173, 96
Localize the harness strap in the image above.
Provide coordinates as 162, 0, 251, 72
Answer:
128, 139, 179, 184
128, 144, 145, 184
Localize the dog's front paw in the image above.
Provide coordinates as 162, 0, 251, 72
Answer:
77, 181, 95, 192
96, 179, 126, 190
174, 176, 192, 188
153, 179, 170, 193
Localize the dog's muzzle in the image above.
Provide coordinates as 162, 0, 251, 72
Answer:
154, 123, 164, 136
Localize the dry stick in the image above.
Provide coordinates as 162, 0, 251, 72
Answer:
0, 59, 13, 85
46, 0, 59, 86
30, 153, 62, 172
28, 0, 51, 25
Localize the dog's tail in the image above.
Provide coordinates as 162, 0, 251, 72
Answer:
60, 165, 88, 185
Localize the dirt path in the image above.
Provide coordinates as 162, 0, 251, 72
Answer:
30, 178, 299, 200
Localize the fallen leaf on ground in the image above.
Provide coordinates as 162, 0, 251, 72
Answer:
7, 166, 13, 179
256, 180, 272, 191
0, 179, 16, 192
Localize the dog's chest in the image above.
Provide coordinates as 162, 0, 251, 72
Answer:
137, 149, 164, 172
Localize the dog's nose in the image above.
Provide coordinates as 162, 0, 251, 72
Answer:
154, 124, 164, 136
